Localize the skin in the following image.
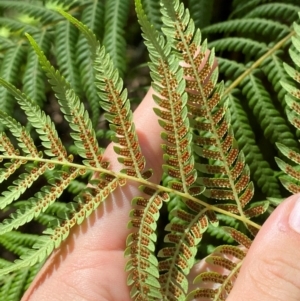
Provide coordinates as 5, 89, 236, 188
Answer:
21, 88, 300, 301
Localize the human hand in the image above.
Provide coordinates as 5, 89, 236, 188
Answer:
21, 88, 300, 301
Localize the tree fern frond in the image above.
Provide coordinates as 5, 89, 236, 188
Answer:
0, 133, 25, 183
0, 161, 50, 211
131, 2, 208, 299
26, 33, 106, 169
94, 47, 148, 178
102, 0, 130, 78
203, 19, 290, 41
125, 188, 167, 300
0, 174, 120, 277
0, 167, 79, 235
2, 268, 29, 301
227, 92, 281, 197
0, 1, 61, 24
22, 261, 44, 292
241, 72, 298, 149
74, 1, 105, 127
59, 11, 149, 178
0, 232, 38, 256
278, 19, 300, 191
244, 3, 300, 23
55, 20, 81, 95
0, 78, 67, 161
188, 0, 214, 30
139, 0, 199, 193
188, 227, 250, 300
0, 37, 15, 51
0, 17, 38, 34
0, 1, 296, 299
0, 261, 45, 301
161, 0, 252, 220
209, 37, 267, 58
230, 0, 300, 19
141, 0, 162, 31
0, 45, 26, 114
261, 53, 294, 109
23, 30, 51, 107
218, 56, 299, 151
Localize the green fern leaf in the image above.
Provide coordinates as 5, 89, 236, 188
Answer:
188, 227, 250, 300
188, 0, 214, 29
26, 33, 105, 169
0, 45, 26, 114
0, 17, 38, 34
141, 0, 162, 31
227, 92, 281, 197
74, 1, 104, 127
94, 47, 148, 178
203, 19, 290, 41
23, 30, 51, 106
55, 20, 81, 95
0, 1, 60, 24
244, 3, 300, 23
103, 0, 130, 77
0, 78, 67, 160
125, 188, 166, 300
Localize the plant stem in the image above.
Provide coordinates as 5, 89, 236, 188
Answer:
0, 154, 262, 230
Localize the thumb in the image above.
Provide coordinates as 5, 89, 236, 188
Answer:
227, 193, 300, 301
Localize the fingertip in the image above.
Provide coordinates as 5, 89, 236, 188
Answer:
228, 193, 300, 301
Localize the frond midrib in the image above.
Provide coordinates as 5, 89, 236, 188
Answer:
0, 152, 261, 230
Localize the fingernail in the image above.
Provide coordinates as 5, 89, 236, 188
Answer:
289, 198, 300, 234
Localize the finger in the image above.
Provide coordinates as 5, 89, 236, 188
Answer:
227, 193, 300, 301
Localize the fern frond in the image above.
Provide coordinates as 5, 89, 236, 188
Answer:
188, 227, 250, 300
0, 17, 38, 34
33, 201, 71, 226
203, 19, 290, 41
230, 0, 300, 19
0, 37, 15, 51
188, 0, 214, 30
60, 10, 149, 178
0, 1, 60, 24
244, 3, 300, 23
0, 45, 26, 114
0, 232, 39, 256
277, 19, 300, 192
0, 167, 79, 236
161, 0, 253, 217
0, 1, 294, 299
141, 0, 162, 31
26, 33, 105, 169
0, 260, 44, 301
55, 20, 81, 95
227, 92, 281, 197
261, 53, 293, 109
102, 0, 130, 78
129, 2, 209, 299
244, 72, 298, 147
209, 37, 267, 58
2, 268, 29, 301
94, 47, 148, 178
23, 30, 51, 107
0, 78, 67, 161
218, 56, 299, 151
74, 1, 105, 126
126, 188, 167, 300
